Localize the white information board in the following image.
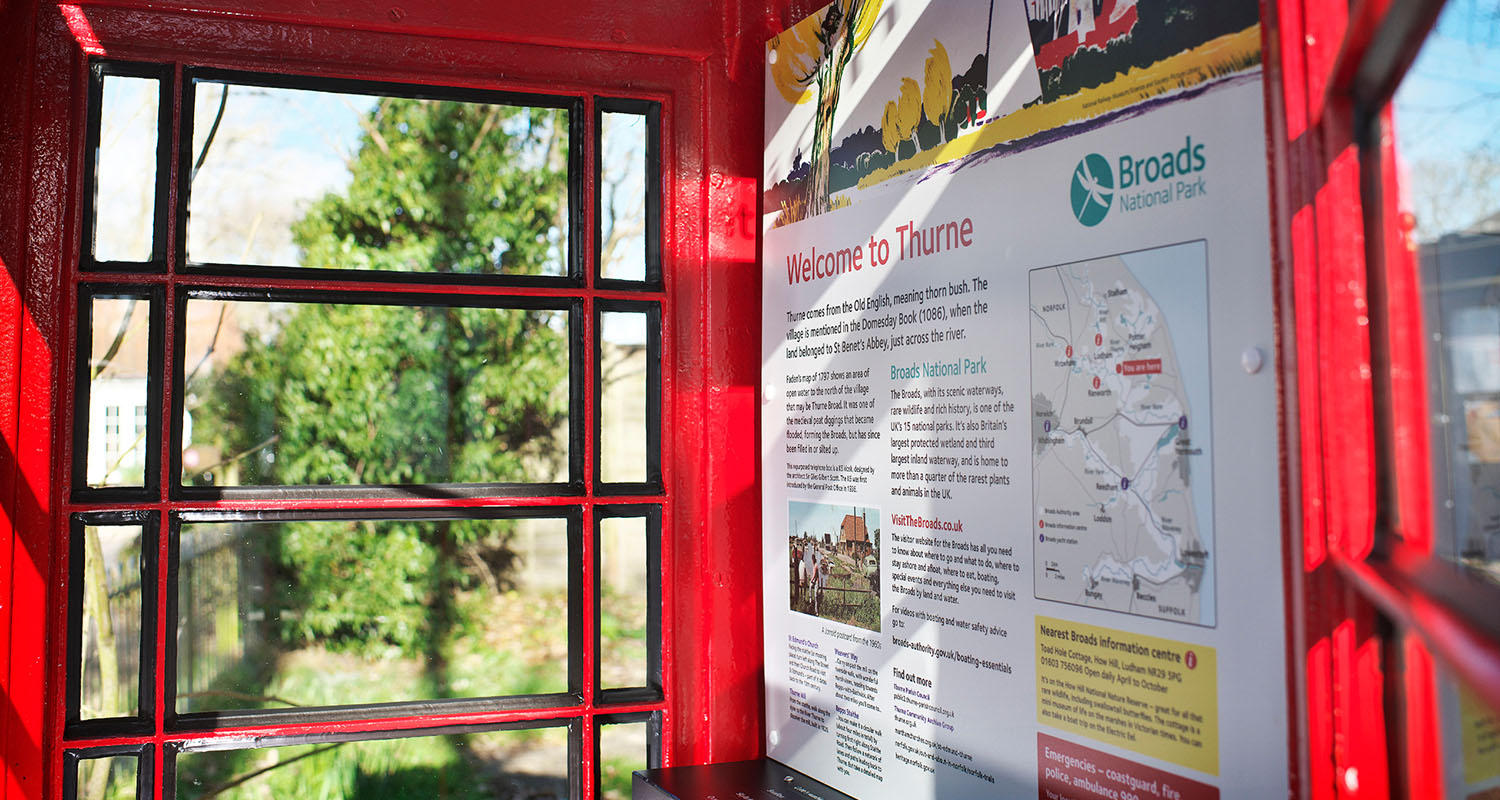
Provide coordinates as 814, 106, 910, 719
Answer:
761, 1, 1288, 797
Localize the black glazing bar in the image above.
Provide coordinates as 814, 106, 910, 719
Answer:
593, 299, 664, 495
166, 286, 581, 500
594, 97, 663, 290
163, 506, 590, 730
64, 510, 158, 740
71, 286, 166, 504
174, 67, 584, 287
83, 60, 173, 273
593, 505, 663, 704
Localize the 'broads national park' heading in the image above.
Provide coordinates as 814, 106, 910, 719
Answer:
1071, 136, 1211, 227
784, 216, 975, 286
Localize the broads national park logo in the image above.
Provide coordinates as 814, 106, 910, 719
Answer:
1070, 137, 1211, 226
1070, 154, 1114, 226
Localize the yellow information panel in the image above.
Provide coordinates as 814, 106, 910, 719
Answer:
1035, 616, 1218, 776
1462, 684, 1500, 786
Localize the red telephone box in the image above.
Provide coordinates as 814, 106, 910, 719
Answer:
0, 0, 1497, 797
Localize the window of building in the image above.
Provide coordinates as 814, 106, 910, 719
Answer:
63, 58, 665, 800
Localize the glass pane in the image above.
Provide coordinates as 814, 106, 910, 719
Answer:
597, 721, 648, 800
175, 726, 569, 800
73, 753, 138, 800
186, 81, 568, 276
599, 516, 648, 689
1428, 648, 1500, 798
599, 111, 647, 281
180, 299, 569, 488
1394, 5, 1500, 587
599, 311, 649, 484
85, 296, 151, 488
175, 517, 570, 713
94, 75, 158, 263
76, 524, 144, 720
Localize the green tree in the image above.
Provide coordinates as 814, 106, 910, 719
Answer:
199, 97, 571, 659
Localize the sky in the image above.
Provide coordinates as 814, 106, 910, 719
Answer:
788, 500, 879, 541
1391, 0, 1500, 237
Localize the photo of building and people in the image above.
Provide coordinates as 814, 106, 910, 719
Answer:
787, 501, 881, 632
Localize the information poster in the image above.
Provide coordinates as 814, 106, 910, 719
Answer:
761, 1, 1288, 797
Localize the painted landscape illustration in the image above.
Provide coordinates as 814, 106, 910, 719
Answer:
763, 0, 1263, 227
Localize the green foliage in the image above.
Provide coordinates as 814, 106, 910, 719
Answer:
197, 97, 573, 657
292, 98, 569, 277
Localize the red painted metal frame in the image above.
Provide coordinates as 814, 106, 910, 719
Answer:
1263, 0, 1404, 795
0, 1, 771, 798
1269, 0, 1500, 793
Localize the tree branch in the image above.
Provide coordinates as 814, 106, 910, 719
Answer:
192, 743, 342, 800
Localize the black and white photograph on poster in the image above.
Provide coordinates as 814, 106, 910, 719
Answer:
1029, 240, 1215, 626
788, 501, 881, 632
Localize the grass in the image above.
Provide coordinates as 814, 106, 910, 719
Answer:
794, 552, 881, 633
175, 727, 572, 800
173, 582, 652, 799
772, 191, 851, 229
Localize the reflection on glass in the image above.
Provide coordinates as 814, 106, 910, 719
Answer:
599, 112, 647, 281
94, 76, 158, 263
1395, 7, 1500, 588
1430, 653, 1500, 797
77, 525, 144, 720
180, 299, 569, 487
599, 312, 650, 484
175, 726, 569, 800
186, 81, 568, 276
74, 753, 138, 800
175, 517, 569, 713
599, 516, 648, 689
598, 722, 648, 800
85, 297, 151, 488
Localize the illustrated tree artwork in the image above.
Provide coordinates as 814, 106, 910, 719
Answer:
880, 99, 902, 156
897, 77, 923, 153
197, 97, 571, 658
768, 0, 884, 217
922, 40, 953, 143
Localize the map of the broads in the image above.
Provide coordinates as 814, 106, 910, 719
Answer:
1030, 241, 1215, 626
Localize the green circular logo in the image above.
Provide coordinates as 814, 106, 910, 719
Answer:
1071, 154, 1114, 226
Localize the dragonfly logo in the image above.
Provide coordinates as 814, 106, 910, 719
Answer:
1070, 154, 1114, 227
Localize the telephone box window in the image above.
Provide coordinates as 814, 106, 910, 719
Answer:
81, 293, 156, 489
597, 105, 657, 284
1392, 3, 1500, 587
184, 77, 572, 278
91, 72, 163, 265
171, 724, 572, 799
178, 296, 573, 489
70, 518, 152, 725
597, 308, 658, 488
63, 58, 664, 800
171, 513, 576, 715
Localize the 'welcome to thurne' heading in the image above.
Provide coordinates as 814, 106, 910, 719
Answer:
784, 216, 974, 286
